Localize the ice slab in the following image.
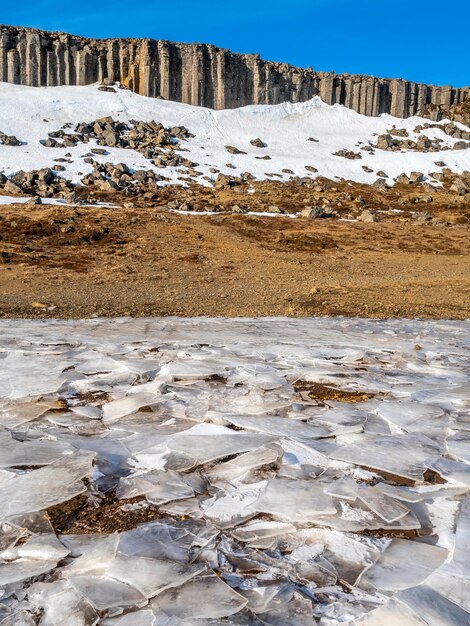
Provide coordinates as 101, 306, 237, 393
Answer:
329, 433, 442, 481
0, 451, 94, 521
150, 573, 248, 620
255, 479, 336, 522
358, 539, 448, 591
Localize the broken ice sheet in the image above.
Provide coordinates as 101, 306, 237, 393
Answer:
0, 558, 60, 587
0, 317, 468, 623
231, 520, 296, 546
355, 596, 427, 626
1, 533, 69, 562
375, 399, 445, 433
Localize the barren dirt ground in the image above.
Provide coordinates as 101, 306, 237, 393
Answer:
1, 197, 469, 319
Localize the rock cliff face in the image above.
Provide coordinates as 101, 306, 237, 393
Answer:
1, 25, 469, 118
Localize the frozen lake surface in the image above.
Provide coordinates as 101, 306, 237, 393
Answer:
0, 316, 469, 625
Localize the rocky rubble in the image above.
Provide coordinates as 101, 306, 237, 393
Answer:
0, 168, 77, 200
414, 121, 470, 141
0, 131, 22, 146
375, 121, 470, 153
41, 117, 197, 169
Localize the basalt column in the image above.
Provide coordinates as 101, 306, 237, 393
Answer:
0, 24, 468, 117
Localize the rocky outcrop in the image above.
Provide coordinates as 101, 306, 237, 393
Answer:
0, 25, 469, 118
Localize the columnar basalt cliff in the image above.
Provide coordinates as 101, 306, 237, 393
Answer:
1, 25, 469, 118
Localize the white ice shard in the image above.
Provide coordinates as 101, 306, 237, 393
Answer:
0, 451, 94, 521
1, 533, 69, 561
150, 573, 247, 620
397, 585, 470, 626
28, 580, 98, 626
356, 485, 411, 522
202, 481, 267, 528
116, 469, 195, 504
204, 445, 282, 484
254, 479, 336, 522
224, 414, 331, 440
0, 400, 55, 429
329, 433, 442, 481
0, 431, 74, 468
102, 392, 160, 423
358, 539, 448, 591
0, 351, 67, 400
0, 558, 59, 586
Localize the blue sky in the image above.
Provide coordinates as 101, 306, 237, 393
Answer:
3, 1, 469, 87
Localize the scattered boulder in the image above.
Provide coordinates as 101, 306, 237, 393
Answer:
225, 145, 246, 155
416, 136, 431, 151
372, 178, 389, 191
450, 179, 469, 195
358, 210, 379, 223
453, 141, 470, 150
377, 134, 393, 150
409, 172, 425, 183
396, 173, 412, 185
24, 196, 42, 205
301, 206, 327, 219
4, 180, 24, 195
333, 150, 362, 160
414, 211, 432, 222
389, 127, 409, 138
0, 131, 22, 146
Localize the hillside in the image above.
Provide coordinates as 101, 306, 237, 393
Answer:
0, 82, 469, 193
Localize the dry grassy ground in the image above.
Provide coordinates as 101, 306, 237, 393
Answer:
1, 182, 469, 319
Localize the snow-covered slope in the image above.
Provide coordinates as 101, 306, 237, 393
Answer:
0, 82, 469, 187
